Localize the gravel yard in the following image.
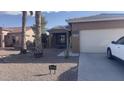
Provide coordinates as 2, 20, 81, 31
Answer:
0, 63, 77, 81
0, 48, 78, 81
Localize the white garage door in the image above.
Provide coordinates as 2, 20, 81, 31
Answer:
80, 28, 124, 53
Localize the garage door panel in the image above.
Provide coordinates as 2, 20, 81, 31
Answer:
80, 28, 124, 53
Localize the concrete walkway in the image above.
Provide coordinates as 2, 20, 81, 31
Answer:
78, 53, 124, 81
58, 50, 79, 57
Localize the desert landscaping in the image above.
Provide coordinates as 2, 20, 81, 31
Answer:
0, 48, 78, 81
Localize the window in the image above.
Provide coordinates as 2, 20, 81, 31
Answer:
32, 35, 35, 37
56, 34, 66, 45
12, 36, 16, 44
60, 35, 66, 43
116, 37, 124, 45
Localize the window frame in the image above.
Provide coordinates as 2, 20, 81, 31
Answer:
116, 36, 124, 45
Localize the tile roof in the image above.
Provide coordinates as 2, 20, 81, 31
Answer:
3, 27, 32, 33
67, 13, 124, 23
48, 25, 70, 31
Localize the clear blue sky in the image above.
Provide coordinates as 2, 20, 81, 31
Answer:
0, 11, 124, 29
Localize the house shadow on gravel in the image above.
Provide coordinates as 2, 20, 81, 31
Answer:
58, 66, 78, 81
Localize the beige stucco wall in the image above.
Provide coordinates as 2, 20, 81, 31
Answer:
5, 28, 35, 48
71, 20, 124, 31
25, 29, 35, 42
6, 33, 21, 47
71, 34, 80, 53
0, 30, 9, 47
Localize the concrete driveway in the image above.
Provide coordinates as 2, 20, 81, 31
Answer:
78, 53, 124, 81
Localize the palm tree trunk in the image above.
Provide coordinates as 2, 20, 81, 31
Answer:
20, 11, 27, 54
34, 11, 43, 58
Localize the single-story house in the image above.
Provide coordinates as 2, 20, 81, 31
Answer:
0, 27, 35, 49
67, 14, 124, 53
48, 26, 70, 49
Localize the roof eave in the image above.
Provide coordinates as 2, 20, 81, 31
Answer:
67, 17, 124, 23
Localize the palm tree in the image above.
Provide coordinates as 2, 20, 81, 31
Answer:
41, 15, 47, 33
20, 11, 27, 54
34, 11, 43, 58
20, 11, 33, 54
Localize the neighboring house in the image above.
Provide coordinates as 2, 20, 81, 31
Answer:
67, 14, 124, 53
0, 27, 35, 49
48, 26, 70, 49
0, 27, 9, 48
